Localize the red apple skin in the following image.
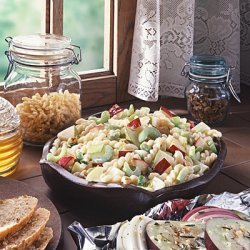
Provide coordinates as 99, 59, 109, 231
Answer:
57, 155, 75, 169
160, 106, 175, 118
118, 150, 133, 157
168, 145, 185, 156
109, 104, 123, 117
154, 158, 171, 175
127, 117, 142, 129
188, 120, 195, 129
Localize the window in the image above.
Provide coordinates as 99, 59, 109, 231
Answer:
0, 0, 137, 108
0, 0, 41, 80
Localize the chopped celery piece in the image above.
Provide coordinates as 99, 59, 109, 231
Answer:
123, 162, 141, 177
47, 143, 67, 163
188, 146, 196, 160
90, 145, 114, 163
207, 140, 217, 153
176, 167, 189, 184
128, 104, 135, 116
140, 143, 151, 152
138, 127, 161, 143
192, 165, 201, 174
76, 152, 88, 164
192, 122, 210, 133
88, 143, 104, 154
88, 111, 110, 124
170, 116, 182, 126
138, 175, 147, 186
105, 124, 122, 130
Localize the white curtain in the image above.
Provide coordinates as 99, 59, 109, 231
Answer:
128, 0, 249, 101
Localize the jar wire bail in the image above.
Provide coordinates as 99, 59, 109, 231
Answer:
4, 37, 14, 80
226, 66, 241, 103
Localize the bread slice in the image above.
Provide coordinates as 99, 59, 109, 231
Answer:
27, 227, 53, 250
0, 208, 50, 250
0, 195, 38, 240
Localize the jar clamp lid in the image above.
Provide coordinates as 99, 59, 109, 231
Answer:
181, 55, 241, 103
4, 34, 82, 80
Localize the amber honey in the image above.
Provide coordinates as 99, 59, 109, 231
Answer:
0, 129, 22, 176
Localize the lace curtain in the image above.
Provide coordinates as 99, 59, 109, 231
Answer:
128, 0, 250, 101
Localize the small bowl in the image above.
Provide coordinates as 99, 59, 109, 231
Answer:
40, 137, 226, 217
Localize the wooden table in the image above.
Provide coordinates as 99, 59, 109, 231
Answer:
6, 88, 250, 249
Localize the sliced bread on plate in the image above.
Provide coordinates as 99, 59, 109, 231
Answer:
27, 227, 53, 250
0, 195, 38, 240
0, 208, 50, 250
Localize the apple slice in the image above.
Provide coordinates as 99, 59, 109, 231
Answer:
108, 104, 123, 117
195, 137, 208, 151
153, 150, 174, 166
160, 106, 176, 118
57, 155, 75, 169
168, 138, 186, 156
118, 150, 133, 157
86, 166, 104, 182
154, 158, 171, 174
126, 118, 142, 147
57, 126, 74, 141
132, 158, 149, 174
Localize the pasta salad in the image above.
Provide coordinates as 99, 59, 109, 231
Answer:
47, 104, 222, 191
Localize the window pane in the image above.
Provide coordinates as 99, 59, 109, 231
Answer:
63, 0, 104, 72
0, 0, 41, 81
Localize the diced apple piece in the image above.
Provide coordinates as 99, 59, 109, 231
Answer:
195, 137, 208, 150
168, 138, 186, 155
154, 158, 171, 174
151, 177, 165, 190
132, 158, 149, 174
88, 124, 105, 133
86, 166, 104, 182
109, 104, 124, 117
118, 150, 133, 157
160, 106, 175, 118
57, 126, 74, 141
57, 155, 75, 169
153, 150, 174, 168
127, 117, 141, 129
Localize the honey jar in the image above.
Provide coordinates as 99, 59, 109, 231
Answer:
0, 97, 22, 176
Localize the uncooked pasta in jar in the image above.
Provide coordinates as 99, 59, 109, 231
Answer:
16, 90, 81, 144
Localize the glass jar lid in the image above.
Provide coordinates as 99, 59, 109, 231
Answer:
189, 55, 227, 77
11, 34, 71, 51
5, 34, 81, 68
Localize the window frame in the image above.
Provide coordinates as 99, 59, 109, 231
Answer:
42, 0, 136, 109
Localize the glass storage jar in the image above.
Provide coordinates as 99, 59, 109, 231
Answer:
182, 55, 240, 125
3, 34, 82, 146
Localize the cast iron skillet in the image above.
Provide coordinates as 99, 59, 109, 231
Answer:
40, 135, 226, 217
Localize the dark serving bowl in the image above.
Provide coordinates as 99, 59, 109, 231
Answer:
40, 138, 226, 217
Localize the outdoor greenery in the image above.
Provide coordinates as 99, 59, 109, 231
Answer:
0, 0, 104, 81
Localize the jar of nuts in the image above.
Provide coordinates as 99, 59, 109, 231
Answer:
182, 55, 240, 125
3, 34, 82, 146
